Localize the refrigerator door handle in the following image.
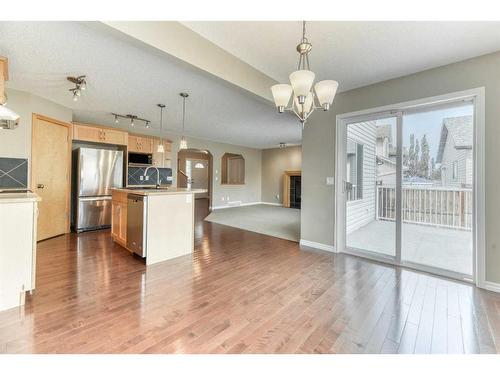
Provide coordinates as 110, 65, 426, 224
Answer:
78, 196, 112, 202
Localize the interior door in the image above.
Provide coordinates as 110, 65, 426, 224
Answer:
32, 114, 72, 241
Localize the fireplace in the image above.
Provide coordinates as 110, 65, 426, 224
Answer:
289, 175, 301, 209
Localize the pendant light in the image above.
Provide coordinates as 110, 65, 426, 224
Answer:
157, 104, 166, 153
179, 92, 189, 150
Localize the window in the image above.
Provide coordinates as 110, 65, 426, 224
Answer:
452, 161, 458, 180
346, 139, 363, 201
221, 153, 245, 184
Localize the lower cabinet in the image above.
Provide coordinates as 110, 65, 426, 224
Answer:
111, 191, 128, 248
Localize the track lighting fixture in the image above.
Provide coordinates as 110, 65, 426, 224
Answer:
111, 113, 150, 128
67, 75, 87, 103
279, 142, 286, 149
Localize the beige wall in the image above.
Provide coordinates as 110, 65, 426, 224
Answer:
261, 146, 302, 204
0, 88, 73, 186
301, 51, 500, 284
168, 135, 262, 208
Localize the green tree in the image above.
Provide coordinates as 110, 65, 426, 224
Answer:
414, 138, 420, 177
420, 134, 430, 177
408, 134, 416, 177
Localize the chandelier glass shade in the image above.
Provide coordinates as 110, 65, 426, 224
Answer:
179, 136, 187, 150
271, 21, 339, 125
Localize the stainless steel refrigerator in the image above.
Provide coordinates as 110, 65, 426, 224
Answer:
72, 147, 124, 232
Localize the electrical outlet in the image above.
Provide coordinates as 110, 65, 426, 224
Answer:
145, 175, 150, 181
166, 176, 173, 181
139, 175, 144, 181
326, 177, 334, 185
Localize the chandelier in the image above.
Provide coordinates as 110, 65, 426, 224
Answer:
271, 21, 339, 126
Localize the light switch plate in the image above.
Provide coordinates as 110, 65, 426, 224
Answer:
326, 177, 335, 185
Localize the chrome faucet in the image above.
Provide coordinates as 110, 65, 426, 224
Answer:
144, 166, 161, 188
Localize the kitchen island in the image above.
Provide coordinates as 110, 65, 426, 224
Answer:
111, 187, 207, 265
0, 192, 40, 312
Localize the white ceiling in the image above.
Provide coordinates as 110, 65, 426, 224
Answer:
0, 21, 299, 149
2, 22, 500, 150
182, 21, 500, 92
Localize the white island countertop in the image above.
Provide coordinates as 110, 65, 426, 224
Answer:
111, 187, 207, 196
0, 192, 41, 204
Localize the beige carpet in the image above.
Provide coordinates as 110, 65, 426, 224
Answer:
205, 204, 300, 242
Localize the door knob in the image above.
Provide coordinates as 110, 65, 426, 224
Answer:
37, 184, 45, 189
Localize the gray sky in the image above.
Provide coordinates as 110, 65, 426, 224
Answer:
375, 103, 473, 159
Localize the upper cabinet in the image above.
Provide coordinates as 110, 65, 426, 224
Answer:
72, 124, 172, 167
128, 134, 154, 154
73, 123, 128, 146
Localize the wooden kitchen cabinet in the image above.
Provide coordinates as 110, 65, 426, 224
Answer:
111, 190, 128, 248
73, 123, 102, 143
128, 134, 154, 154
73, 123, 128, 146
100, 128, 128, 145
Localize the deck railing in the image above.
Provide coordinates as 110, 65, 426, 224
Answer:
376, 185, 472, 230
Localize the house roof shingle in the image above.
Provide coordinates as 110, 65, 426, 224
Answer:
436, 115, 473, 163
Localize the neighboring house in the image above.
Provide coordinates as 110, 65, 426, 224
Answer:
436, 115, 473, 188
346, 121, 377, 233
376, 124, 397, 186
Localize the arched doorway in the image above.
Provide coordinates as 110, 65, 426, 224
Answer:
177, 149, 213, 220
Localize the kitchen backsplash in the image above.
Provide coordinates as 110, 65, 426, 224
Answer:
128, 166, 173, 186
0, 157, 28, 189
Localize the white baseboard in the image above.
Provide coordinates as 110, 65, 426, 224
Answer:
212, 201, 287, 210
212, 201, 261, 210
481, 281, 500, 293
299, 239, 335, 253
259, 202, 283, 206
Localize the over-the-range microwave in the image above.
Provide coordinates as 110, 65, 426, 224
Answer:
128, 152, 153, 166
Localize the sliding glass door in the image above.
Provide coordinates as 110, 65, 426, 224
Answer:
339, 97, 476, 280
401, 102, 474, 276
345, 116, 398, 259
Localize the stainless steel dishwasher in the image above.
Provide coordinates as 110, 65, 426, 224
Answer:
127, 194, 147, 257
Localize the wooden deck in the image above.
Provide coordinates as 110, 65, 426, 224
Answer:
0, 208, 499, 353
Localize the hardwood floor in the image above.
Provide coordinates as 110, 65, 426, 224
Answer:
0, 211, 499, 353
